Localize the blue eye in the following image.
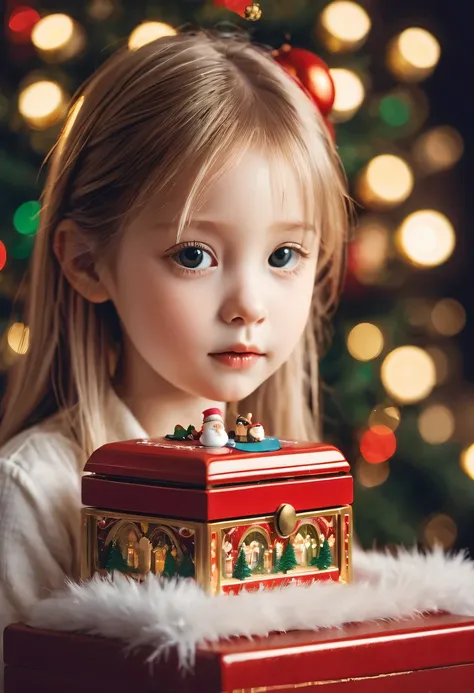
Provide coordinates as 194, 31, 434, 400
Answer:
172, 245, 214, 270
268, 247, 299, 269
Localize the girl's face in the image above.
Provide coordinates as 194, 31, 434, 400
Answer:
102, 151, 319, 404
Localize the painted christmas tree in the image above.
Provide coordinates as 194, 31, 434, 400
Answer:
163, 549, 178, 578
278, 542, 298, 574
178, 551, 195, 578
106, 541, 128, 573
232, 547, 252, 580
311, 538, 332, 570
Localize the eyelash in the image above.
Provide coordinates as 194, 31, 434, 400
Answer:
165, 241, 311, 276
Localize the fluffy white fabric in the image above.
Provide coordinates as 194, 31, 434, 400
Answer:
28, 547, 474, 667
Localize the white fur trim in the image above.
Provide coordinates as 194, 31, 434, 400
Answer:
28, 547, 474, 667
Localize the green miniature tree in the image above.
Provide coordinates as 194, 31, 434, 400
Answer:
163, 549, 178, 578
311, 538, 332, 570
106, 541, 128, 573
178, 551, 195, 578
278, 542, 298, 574
232, 547, 252, 580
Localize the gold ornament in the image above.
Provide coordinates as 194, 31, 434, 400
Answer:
245, 2, 263, 21
275, 503, 297, 538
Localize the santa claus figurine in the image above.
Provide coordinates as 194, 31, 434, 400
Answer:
248, 421, 265, 442
199, 408, 229, 448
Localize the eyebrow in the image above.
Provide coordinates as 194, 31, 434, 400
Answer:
156, 219, 317, 233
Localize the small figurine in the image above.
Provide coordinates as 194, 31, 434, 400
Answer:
165, 424, 199, 441
234, 413, 253, 442
199, 408, 229, 448
228, 413, 280, 452
248, 421, 265, 442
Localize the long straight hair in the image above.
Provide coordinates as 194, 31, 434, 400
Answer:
0, 32, 349, 458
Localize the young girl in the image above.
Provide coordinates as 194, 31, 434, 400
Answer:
0, 30, 348, 665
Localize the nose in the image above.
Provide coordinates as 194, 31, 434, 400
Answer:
218, 282, 268, 326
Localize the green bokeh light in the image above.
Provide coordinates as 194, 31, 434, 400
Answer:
13, 200, 41, 236
379, 95, 410, 127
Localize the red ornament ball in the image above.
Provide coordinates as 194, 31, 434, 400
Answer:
213, 0, 249, 17
360, 425, 397, 464
98, 519, 106, 528
274, 46, 335, 116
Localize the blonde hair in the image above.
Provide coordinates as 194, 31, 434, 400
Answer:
0, 32, 348, 457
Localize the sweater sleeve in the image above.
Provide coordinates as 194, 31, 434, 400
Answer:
0, 433, 82, 689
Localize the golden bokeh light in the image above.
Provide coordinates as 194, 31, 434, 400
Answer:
461, 444, 474, 480
319, 1, 371, 52
425, 346, 450, 385
381, 346, 435, 404
357, 155, 413, 209
128, 21, 177, 50
356, 458, 390, 488
18, 80, 66, 130
330, 68, 365, 122
369, 405, 401, 432
31, 13, 85, 61
7, 322, 30, 355
352, 219, 390, 283
422, 514, 457, 549
413, 126, 464, 174
387, 28, 441, 82
347, 323, 384, 361
397, 210, 455, 268
431, 298, 466, 336
418, 404, 454, 444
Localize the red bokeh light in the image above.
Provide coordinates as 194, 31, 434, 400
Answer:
360, 425, 397, 464
0, 241, 7, 272
8, 7, 40, 43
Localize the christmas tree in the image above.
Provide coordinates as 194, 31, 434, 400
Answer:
278, 542, 298, 574
232, 547, 252, 580
163, 549, 178, 577
178, 551, 195, 578
106, 541, 128, 573
311, 539, 332, 570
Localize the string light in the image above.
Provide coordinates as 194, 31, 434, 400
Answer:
330, 69, 365, 122
18, 80, 66, 130
397, 210, 455, 267
128, 22, 176, 50
347, 323, 384, 361
357, 155, 414, 209
7, 323, 30, 355
381, 346, 436, 404
319, 2, 371, 53
431, 298, 466, 336
413, 126, 464, 174
418, 404, 455, 444
461, 444, 474, 480
387, 28, 441, 82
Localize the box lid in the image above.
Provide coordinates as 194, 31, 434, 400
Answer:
84, 438, 349, 488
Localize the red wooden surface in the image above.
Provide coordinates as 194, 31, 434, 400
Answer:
82, 473, 353, 520
84, 438, 349, 487
5, 614, 474, 693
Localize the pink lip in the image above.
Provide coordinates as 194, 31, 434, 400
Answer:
209, 345, 266, 371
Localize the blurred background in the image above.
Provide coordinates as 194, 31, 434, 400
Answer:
1, 0, 473, 554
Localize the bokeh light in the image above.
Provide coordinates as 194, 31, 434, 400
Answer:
8, 6, 40, 43
351, 219, 390, 283
13, 200, 41, 236
413, 126, 464, 174
369, 405, 401, 432
422, 514, 457, 549
128, 21, 176, 50
0, 241, 7, 271
431, 298, 466, 336
319, 1, 371, 52
357, 155, 414, 208
387, 28, 441, 82
418, 404, 455, 444
381, 346, 436, 403
397, 210, 455, 267
18, 80, 66, 130
330, 69, 365, 122
360, 425, 397, 463
347, 322, 384, 361
356, 458, 390, 487
7, 322, 30, 355
461, 444, 474, 480
31, 13, 85, 62
425, 346, 450, 385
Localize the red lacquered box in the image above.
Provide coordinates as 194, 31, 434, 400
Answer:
81, 438, 353, 593
4, 614, 474, 692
